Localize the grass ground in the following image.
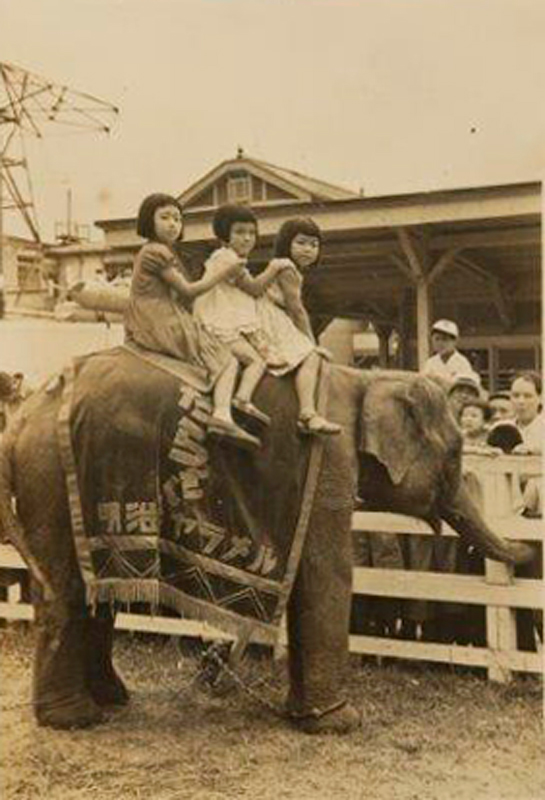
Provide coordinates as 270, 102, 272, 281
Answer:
1, 624, 544, 800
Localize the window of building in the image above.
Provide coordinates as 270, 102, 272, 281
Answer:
495, 347, 540, 391
459, 342, 541, 391
227, 175, 251, 204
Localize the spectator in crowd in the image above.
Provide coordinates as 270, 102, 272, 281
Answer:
486, 419, 523, 454
486, 389, 521, 453
423, 319, 479, 387
459, 398, 492, 449
447, 374, 482, 421
510, 371, 543, 455
507, 371, 543, 651
510, 370, 542, 518
488, 391, 514, 423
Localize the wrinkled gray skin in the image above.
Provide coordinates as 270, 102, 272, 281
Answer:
0, 364, 533, 734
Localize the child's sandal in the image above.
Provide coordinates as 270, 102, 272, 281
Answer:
232, 398, 271, 427
207, 416, 261, 451
297, 414, 341, 436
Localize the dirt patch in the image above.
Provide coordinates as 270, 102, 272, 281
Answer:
1, 625, 543, 800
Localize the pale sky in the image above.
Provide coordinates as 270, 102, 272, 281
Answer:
1, 0, 544, 241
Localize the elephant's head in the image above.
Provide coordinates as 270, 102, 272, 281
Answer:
327, 365, 533, 566
358, 371, 462, 516
326, 367, 461, 520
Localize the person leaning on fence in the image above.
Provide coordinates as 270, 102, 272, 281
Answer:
447, 373, 482, 421
488, 390, 514, 423
459, 397, 492, 451
507, 371, 543, 652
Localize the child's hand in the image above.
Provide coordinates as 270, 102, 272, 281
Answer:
269, 258, 295, 274
225, 258, 247, 278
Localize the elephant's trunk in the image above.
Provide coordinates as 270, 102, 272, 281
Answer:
0, 431, 53, 596
441, 481, 535, 566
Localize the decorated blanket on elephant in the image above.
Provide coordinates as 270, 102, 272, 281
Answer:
57, 345, 325, 644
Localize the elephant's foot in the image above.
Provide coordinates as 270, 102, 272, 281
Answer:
287, 699, 361, 735
85, 613, 130, 707
36, 692, 104, 730
88, 669, 130, 707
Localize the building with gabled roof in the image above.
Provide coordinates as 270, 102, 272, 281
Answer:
177, 149, 358, 211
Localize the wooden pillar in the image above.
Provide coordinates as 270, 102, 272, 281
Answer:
375, 323, 393, 368
393, 227, 433, 370
398, 289, 413, 369
416, 277, 431, 368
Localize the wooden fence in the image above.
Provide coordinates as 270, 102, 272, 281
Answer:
0, 453, 542, 685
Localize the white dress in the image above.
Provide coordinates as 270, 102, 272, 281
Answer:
256, 270, 314, 376
193, 247, 261, 344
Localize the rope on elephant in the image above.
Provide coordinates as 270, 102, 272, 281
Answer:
0, 641, 286, 719
196, 641, 285, 718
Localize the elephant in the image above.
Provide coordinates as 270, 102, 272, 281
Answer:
0, 354, 534, 735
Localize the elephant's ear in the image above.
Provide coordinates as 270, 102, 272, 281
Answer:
360, 378, 427, 486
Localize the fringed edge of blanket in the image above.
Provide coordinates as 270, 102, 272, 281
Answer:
86, 578, 279, 645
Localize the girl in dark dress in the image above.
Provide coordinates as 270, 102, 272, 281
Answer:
124, 193, 260, 450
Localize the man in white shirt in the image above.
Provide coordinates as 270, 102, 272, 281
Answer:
423, 319, 479, 387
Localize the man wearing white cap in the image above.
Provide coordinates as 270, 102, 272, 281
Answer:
423, 319, 480, 386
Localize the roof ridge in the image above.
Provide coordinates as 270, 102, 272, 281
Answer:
244, 156, 356, 196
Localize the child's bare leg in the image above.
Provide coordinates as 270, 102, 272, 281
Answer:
231, 339, 267, 403
208, 356, 261, 450
295, 351, 341, 435
230, 339, 271, 426
212, 355, 238, 422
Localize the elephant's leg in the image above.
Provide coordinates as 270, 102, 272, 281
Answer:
12, 414, 104, 729
86, 607, 129, 707
286, 497, 360, 734
33, 585, 104, 729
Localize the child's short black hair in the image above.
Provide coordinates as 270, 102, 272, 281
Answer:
486, 421, 523, 453
274, 217, 322, 259
460, 398, 492, 422
137, 193, 184, 240
213, 204, 257, 243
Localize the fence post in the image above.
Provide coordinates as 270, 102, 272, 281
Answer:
481, 466, 517, 683
485, 558, 516, 682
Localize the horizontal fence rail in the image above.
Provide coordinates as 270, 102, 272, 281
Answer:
0, 453, 542, 684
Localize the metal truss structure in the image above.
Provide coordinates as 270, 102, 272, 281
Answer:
0, 61, 119, 245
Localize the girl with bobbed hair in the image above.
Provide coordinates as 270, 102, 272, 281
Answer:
273, 217, 322, 260
125, 192, 260, 450
255, 216, 339, 434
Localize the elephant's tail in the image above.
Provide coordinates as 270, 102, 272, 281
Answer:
0, 429, 53, 594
